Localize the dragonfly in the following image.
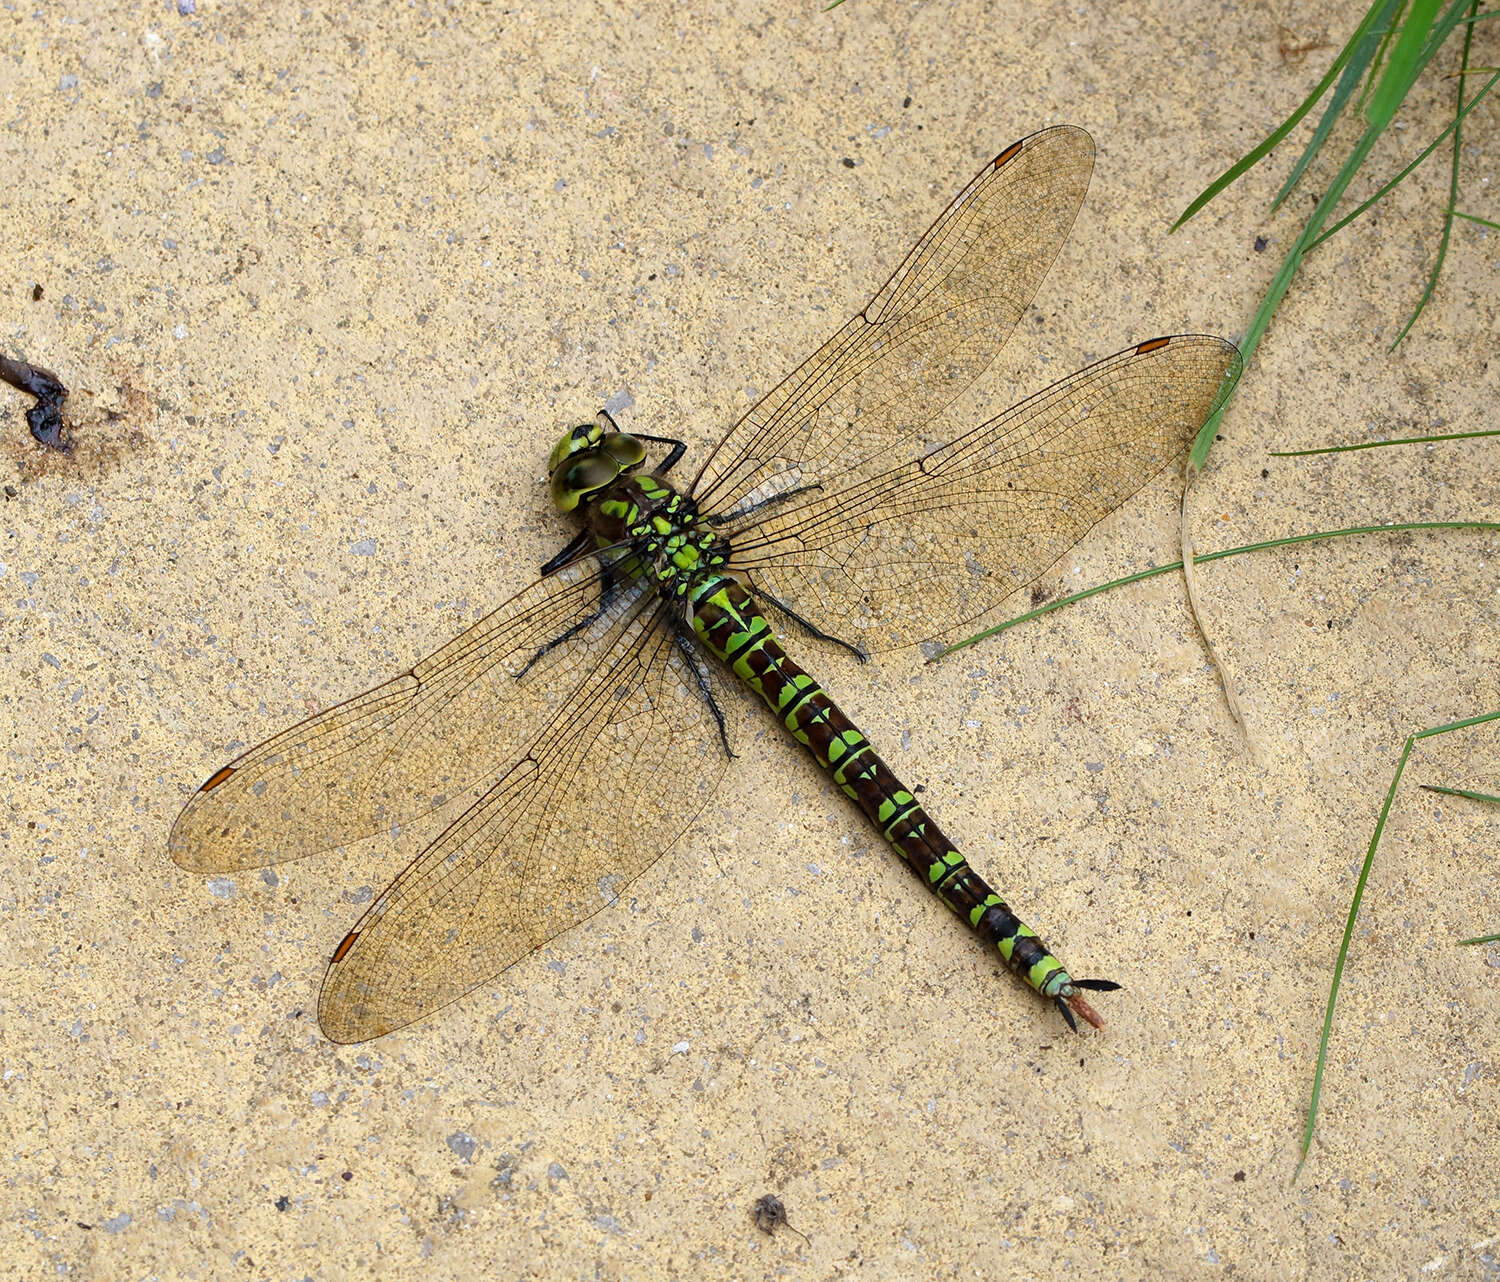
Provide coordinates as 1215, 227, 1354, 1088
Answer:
170, 126, 1241, 1043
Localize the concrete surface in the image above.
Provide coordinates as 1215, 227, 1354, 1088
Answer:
2, 1, 1497, 1277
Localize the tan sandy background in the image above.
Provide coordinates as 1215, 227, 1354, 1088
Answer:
3, 1, 1497, 1277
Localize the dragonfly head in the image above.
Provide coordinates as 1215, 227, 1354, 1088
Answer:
549, 412, 647, 513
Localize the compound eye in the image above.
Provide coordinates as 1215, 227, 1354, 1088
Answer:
602, 432, 646, 468
548, 422, 605, 474
567, 454, 620, 494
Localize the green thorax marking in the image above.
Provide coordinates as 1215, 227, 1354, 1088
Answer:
589, 475, 732, 601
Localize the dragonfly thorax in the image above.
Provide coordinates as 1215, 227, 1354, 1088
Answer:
589, 474, 731, 601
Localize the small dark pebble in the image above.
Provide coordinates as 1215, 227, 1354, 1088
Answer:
1233, 1171, 1246, 1182
842, 157, 855, 168
902, 95, 911, 108
32, 284, 43, 301
1253, 235, 1268, 252
275, 1196, 291, 1211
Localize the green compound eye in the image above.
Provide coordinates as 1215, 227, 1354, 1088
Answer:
601, 432, 646, 469
552, 452, 625, 512
548, 421, 604, 476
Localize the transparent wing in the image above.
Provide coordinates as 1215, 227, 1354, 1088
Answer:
690, 126, 1095, 519
725, 335, 1243, 650
170, 558, 689, 871
317, 601, 729, 1042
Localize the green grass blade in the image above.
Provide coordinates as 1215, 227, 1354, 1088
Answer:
1187, 120, 1376, 469
1269, 428, 1499, 456
1419, 783, 1500, 804
1413, 709, 1500, 742
1459, 933, 1500, 945
935, 521, 1500, 658
1356, 0, 1405, 116
1366, 0, 1445, 127
1172, 0, 1392, 231
1296, 706, 1500, 1178
1183, 0, 1489, 467
1304, 66, 1500, 249
1295, 733, 1415, 1179
1187, 15, 1490, 474
1272, 0, 1402, 212
1454, 211, 1499, 229
1389, 0, 1482, 348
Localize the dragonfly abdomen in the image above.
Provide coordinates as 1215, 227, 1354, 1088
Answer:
689, 574, 1112, 1029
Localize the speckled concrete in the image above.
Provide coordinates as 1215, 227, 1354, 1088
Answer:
3, 2, 1497, 1277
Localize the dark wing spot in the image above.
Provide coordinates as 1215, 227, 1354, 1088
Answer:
993, 139, 1024, 169
201, 765, 237, 793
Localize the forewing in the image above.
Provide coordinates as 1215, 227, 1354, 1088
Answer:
169, 558, 647, 872
726, 335, 1242, 650
317, 602, 730, 1042
690, 127, 1095, 520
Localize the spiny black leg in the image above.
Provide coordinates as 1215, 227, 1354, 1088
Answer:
517, 569, 619, 678
541, 529, 593, 576
629, 431, 688, 476
706, 482, 824, 527
672, 621, 735, 760
755, 586, 868, 663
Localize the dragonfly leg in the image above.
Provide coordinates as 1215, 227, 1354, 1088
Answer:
705, 482, 824, 527
671, 619, 735, 759
540, 528, 594, 576
753, 586, 868, 664
516, 566, 620, 677
628, 431, 689, 476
